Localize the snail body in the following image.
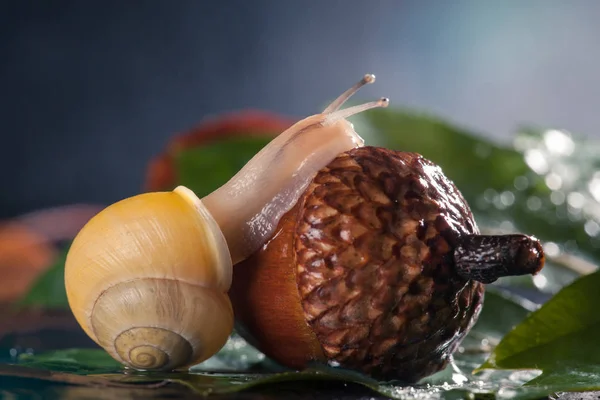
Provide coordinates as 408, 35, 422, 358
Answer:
64, 75, 389, 371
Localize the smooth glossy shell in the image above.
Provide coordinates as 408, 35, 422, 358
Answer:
65, 186, 234, 370
231, 147, 485, 382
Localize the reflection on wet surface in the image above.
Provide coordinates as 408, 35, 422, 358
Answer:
0, 377, 385, 400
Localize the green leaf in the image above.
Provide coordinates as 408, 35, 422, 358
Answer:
17, 246, 70, 310
478, 270, 600, 394
17, 349, 122, 375
174, 134, 272, 198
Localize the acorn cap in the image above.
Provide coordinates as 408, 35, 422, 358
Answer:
293, 147, 484, 381
231, 146, 486, 382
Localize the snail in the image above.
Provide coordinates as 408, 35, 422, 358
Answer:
64, 74, 391, 371
229, 145, 545, 382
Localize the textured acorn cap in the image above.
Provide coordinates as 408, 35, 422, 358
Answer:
231, 147, 485, 382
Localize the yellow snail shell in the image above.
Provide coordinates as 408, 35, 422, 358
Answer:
64, 186, 233, 370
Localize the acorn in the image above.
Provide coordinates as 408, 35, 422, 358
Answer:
229, 146, 545, 383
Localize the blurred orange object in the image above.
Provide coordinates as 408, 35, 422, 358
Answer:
145, 110, 293, 191
0, 222, 56, 303
0, 205, 102, 304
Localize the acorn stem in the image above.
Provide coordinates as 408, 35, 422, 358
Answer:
453, 234, 545, 284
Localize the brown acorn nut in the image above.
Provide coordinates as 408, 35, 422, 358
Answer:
230, 146, 545, 383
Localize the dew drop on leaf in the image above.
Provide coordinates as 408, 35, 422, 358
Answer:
584, 220, 600, 237
533, 274, 548, 290
588, 172, 600, 203
567, 192, 586, 209
526, 196, 542, 211
499, 220, 514, 232
545, 172, 563, 190
525, 149, 549, 174
564, 239, 579, 252
543, 242, 561, 257
497, 387, 519, 399
543, 129, 575, 156
500, 191, 515, 207
509, 369, 542, 383
513, 175, 529, 191
483, 188, 497, 203
550, 191, 566, 205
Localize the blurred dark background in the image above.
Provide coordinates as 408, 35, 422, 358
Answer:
2, 0, 600, 220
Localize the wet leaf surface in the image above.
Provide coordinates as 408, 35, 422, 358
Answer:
478, 270, 600, 395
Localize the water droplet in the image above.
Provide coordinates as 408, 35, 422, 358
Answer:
533, 274, 548, 290
451, 372, 468, 384
493, 195, 507, 210
499, 191, 515, 207
509, 369, 542, 383
568, 208, 583, 222
584, 220, 600, 237
483, 188, 497, 203
499, 220, 514, 232
543, 129, 575, 156
543, 242, 561, 257
565, 240, 579, 252
550, 191, 565, 205
544, 172, 562, 190
588, 173, 600, 203
513, 175, 529, 191
497, 388, 520, 399
526, 196, 542, 211
567, 192, 586, 209
524, 149, 549, 175
555, 206, 568, 219
9, 348, 17, 358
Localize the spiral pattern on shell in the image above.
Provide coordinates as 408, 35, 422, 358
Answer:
130, 346, 168, 369
114, 327, 192, 370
